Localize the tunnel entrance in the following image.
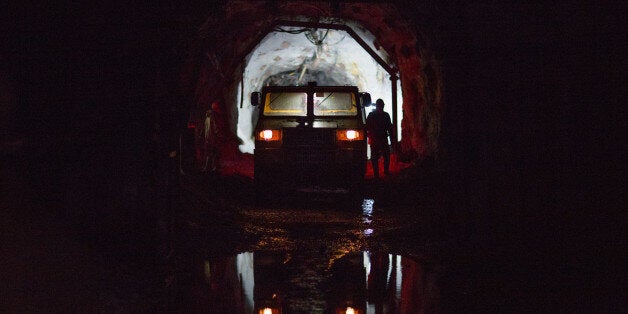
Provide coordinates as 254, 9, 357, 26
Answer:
237, 22, 402, 156
182, 1, 443, 177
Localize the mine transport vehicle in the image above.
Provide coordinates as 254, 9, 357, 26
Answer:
251, 82, 371, 190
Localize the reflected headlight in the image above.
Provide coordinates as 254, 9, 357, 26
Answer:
335, 307, 360, 314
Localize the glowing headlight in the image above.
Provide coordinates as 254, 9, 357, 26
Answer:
336, 129, 364, 141
262, 130, 273, 139
346, 130, 357, 140
257, 129, 282, 141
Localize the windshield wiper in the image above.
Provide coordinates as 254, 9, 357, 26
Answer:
317, 92, 334, 107
269, 93, 283, 105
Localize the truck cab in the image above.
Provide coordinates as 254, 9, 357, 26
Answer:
251, 83, 371, 189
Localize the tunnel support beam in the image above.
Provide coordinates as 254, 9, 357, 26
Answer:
391, 73, 398, 146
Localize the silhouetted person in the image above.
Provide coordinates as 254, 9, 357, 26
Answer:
203, 101, 222, 172
366, 99, 392, 178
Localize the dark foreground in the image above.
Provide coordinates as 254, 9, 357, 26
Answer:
1, 144, 622, 312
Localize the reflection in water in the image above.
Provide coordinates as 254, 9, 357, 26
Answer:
186, 250, 435, 313
362, 199, 374, 237
238, 252, 255, 313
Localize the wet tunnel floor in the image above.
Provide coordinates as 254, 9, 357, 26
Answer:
133, 174, 623, 312
165, 174, 443, 313
176, 173, 444, 257
3, 155, 616, 312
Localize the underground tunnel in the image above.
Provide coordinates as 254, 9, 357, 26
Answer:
174, 1, 443, 179
3, 0, 621, 312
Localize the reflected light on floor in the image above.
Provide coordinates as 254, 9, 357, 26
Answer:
335, 306, 360, 314
362, 199, 374, 217
362, 199, 374, 236
259, 308, 280, 314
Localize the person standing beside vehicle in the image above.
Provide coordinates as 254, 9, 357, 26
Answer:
203, 101, 222, 172
366, 98, 393, 179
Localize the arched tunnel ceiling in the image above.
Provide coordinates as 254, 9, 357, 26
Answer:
245, 18, 394, 91
187, 0, 443, 160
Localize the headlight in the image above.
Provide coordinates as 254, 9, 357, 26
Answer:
336, 129, 363, 141
257, 129, 282, 141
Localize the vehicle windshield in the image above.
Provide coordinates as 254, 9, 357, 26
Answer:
314, 92, 357, 116
263, 92, 307, 116
262, 91, 357, 117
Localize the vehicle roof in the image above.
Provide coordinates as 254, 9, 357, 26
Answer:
261, 85, 359, 93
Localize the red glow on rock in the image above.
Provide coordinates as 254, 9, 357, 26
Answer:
365, 153, 410, 179
213, 152, 409, 180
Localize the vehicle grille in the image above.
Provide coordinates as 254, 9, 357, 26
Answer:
282, 128, 335, 148
286, 149, 332, 166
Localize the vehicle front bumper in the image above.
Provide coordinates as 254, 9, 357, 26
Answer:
254, 147, 366, 185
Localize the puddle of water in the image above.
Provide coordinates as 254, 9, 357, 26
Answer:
362, 199, 374, 237
174, 250, 437, 313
